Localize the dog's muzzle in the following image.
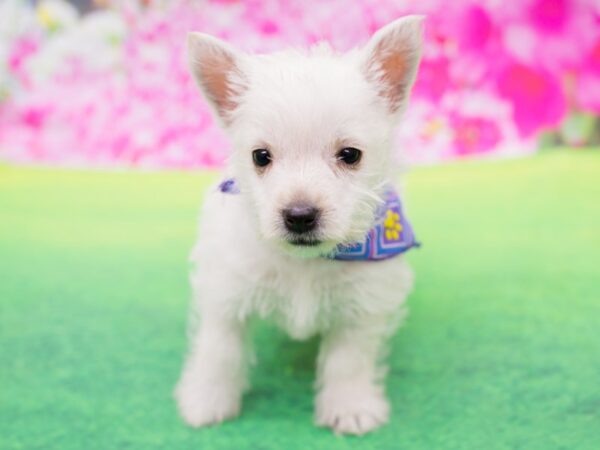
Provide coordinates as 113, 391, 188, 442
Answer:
218, 178, 419, 259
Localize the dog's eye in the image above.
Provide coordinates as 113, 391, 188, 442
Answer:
337, 147, 362, 166
252, 149, 272, 168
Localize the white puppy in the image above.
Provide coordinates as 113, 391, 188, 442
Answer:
175, 16, 424, 435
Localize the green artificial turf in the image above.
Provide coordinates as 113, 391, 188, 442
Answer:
1, 149, 599, 450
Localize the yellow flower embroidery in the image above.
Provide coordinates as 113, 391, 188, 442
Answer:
383, 210, 403, 241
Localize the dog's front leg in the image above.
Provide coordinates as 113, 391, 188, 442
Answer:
315, 316, 391, 435
175, 313, 247, 427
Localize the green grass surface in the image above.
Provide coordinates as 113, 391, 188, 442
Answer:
1, 150, 599, 449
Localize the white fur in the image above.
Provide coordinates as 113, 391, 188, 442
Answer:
176, 16, 424, 435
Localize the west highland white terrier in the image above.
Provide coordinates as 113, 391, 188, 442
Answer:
175, 16, 424, 435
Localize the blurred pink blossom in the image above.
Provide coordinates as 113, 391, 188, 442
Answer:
496, 63, 566, 136
574, 39, 600, 114
450, 114, 501, 156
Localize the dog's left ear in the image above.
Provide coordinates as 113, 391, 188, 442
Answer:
363, 15, 424, 114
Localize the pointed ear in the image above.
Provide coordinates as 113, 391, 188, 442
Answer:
187, 32, 246, 126
363, 15, 424, 114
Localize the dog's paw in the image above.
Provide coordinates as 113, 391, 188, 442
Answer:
175, 378, 241, 428
315, 383, 390, 435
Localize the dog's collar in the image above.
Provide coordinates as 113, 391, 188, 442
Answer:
218, 178, 419, 261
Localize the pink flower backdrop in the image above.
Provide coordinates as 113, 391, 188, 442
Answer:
0, 0, 599, 169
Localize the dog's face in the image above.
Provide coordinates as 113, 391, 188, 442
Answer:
188, 17, 423, 257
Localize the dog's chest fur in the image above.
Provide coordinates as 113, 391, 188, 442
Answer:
239, 252, 411, 341
242, 259, 341, 339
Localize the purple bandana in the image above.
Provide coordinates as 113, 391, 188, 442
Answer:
218, 178, 419, 261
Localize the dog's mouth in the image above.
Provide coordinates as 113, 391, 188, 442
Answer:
288, 237, 322, 247
278, 233, 338, 258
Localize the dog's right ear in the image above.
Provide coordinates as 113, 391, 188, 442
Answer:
187, 33, 246, 126
362, 16, 424, 115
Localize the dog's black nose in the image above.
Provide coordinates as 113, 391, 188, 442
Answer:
283, 205, 319, 234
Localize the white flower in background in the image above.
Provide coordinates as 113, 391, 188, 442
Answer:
0, 0, 37, 38
36, 0, 78, 33
70, 10, 127, 69
26, 8, 127, 83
